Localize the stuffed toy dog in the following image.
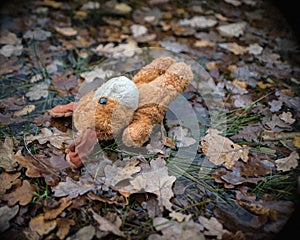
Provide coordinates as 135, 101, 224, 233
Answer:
49, 56, 193, 169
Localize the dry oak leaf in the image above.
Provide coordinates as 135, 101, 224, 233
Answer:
67, 225, 95, 240
56, 218, 75, 240
0, 205, 19, 232
52, 176, 94, 198
1, 180, 35, 206
217, 22, 247, 38
25, 127, 73, 149
198, 216, 229, 239
29, 214, 57, 236
200, 128, 249, 169
275, 151, 299, 172
104, 159, 141, 187
55, 27, 77, 37
0, 172, 21, 196
0, 137, 18, 172
129, 158, 176, 211
44, 196, 72, 220
150, 217, 205, 240
91, 210, 125, 238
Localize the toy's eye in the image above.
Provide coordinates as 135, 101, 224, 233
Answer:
99, 97, 107, 105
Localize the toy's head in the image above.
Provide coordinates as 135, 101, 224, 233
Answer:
73, 76, 139, 140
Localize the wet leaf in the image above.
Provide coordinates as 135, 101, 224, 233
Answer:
275, 151, 299, 172
2, 180, 35, 206
0, 205, 19, 232
91, 210, 125, 237
200, 128, 249, 169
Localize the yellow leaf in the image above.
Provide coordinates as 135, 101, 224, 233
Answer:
294, 136, 300, 148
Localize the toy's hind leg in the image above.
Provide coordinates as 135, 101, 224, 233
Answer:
132, 57, 175, 86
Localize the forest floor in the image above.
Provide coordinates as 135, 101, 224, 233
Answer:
0, 0, 299, 239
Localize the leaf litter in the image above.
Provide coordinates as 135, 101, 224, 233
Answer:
0, 0, 299, 239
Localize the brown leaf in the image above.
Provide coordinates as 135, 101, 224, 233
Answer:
275, 151, 299, 172
44, 196, 72, 220
67, 225, 95, 240
91, 210, 125, 237
0, 205, 19, 232
29, 214, 57, 236
150, 217, 205, 240
52, 176, 94, 198
0, 137, 18, 172
200, 128, 249, 169
0, 172, 21, 196
104, 159, 141, 187
129, 158, 176, 211
2, 180, 35, 206
198, 216, 229, 239
56, 218, 75, 240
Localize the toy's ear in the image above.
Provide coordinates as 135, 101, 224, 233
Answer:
94, 76, 139, 111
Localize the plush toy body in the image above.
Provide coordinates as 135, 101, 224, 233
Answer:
49, 57, 193, 168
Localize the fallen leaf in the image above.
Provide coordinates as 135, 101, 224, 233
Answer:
0, 172, 21, 195
52, 176, 94, 198
13, 104, 35, 117
25, 127, 73, 149
0, 205, 19, 232
198, 216, 229, 239
29, 214, 57, 236
150, 217, 205, 240
104, 159, 141, 187
44, 196, 72, 220
131, 24, 148, 37
23, 28, 52, 41
114, 3, 132, 13
219, 42, 247, 55
56, 218, 75, 240
179, 16, 217, 29
0, 137, 18, 172
217, 22, 247, 38
55, 27, 78, 37
42, 0, 62, 8
0, 44, 23, 57
200, 128, 249, 169
130, 158, 176, 211
66, 225, 95, 240
169, 211, 192, 222
168, 126, 196, 147
2, 180, 35, 206
80, 67, 114, 83
275, 151, 299, 172
91, 210, 125, 237
279, 112, 295, 124
25, 80, 50, 101
268, 100, 283, 112
0, 32, 22, 45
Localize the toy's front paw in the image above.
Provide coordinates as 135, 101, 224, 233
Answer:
65, 128, 101, 169
49, 102, 75, 117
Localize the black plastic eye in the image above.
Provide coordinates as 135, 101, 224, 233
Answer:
99, 97, 107, 105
